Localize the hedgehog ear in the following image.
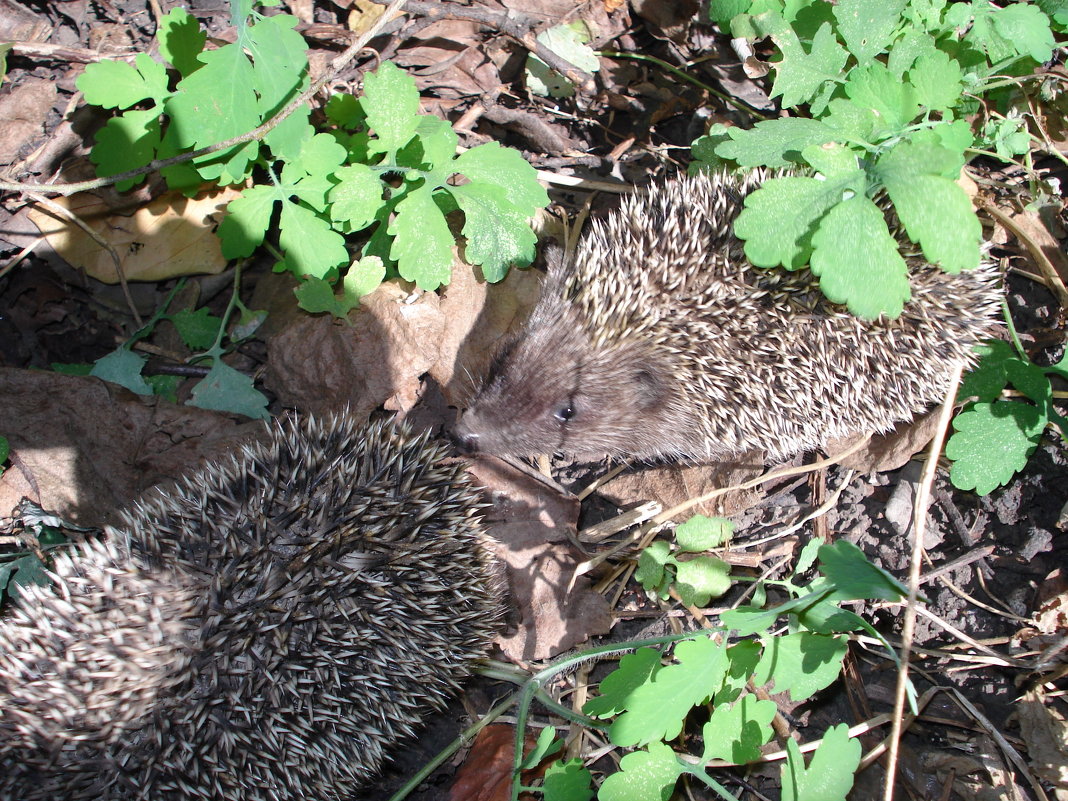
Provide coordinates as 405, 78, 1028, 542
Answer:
633, 365, 670, 412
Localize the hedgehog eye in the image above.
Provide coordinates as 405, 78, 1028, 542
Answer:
554, 403, 576, 424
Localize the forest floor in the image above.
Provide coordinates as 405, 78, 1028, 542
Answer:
0, 1, 1066, 800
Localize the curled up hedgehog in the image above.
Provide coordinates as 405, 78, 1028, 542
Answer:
0, 414, 501, 801
454, 170, 1002, 461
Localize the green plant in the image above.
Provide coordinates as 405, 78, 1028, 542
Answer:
691, 0, 1058, 320
76, 2, 548, 303
946, 337, 1068, 494
0, 501, 75, 607
516, 535, 909, 800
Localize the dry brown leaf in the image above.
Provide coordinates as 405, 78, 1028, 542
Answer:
436, 258, 542, 404
1018, 687, 1068, 793
447, 724, 541, 801
0, 367, 257, 525
0, 77, 57, 164
26, 187, 238, 283
263, 279, 445, 417
599, 455, 766, 520
1033, 567, 1068, 635
467, 456, 614, 661
830, 411, 943, 474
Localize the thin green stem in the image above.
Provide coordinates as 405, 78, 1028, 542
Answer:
385, 689, 520, 801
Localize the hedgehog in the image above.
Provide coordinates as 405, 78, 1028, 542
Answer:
0, 413, 501, 801
454, 170, 1002, 461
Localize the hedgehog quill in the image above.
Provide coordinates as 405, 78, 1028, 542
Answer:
455, 171, 1002, 461
0, 414, 501, 801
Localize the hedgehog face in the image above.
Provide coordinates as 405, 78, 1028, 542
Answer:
455, 306, 680, 458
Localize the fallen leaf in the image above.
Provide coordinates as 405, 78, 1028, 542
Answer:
0, 367, 257, 525
0, 77, 57, 164
1018, 687, 1068, 792
448, 724, 542, 801
467, 455, 614, 661
599, 454, 766, 521
828, 412, 944, 474
26, 186, 239, 283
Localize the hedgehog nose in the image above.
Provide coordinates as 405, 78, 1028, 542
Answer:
451, 427, 480, 454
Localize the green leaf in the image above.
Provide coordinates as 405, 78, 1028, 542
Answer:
343, 255, 386, 300
329, 164, 385, 229
388, 185, 454, 290
295, 256, 384, 318
675, 515, 734, 552
674, 556, 732, 607
832, 0, 906, 64
451, 182, 539, 281
525, 22, 599, 99
158, 7, 207, 77
278, 200, 350, 279
219, 185, 278, 259
51, 362, 94, 376
843, 62, 920, 133
584, 647, 661, 718
957, 340, 1017, 402
982, 116, 1032, 160
363, 61, 420, 156
715, 118, 839, 167
88, 107, 162, 190
710, 0, 752, 29
0, 436, 8, 465
701, 695, 777, 763
809, 193, 911, 320
453, 141, 549, 217
165, 43, 261, 181
188, 360, 269, 419
763, 18, 848, 110
989, 3, 1055, 63
781, 724, 861, 801
0, 43, 11, 87
171, 307, 223, 350
522, 727, 563, 770
609, 636, 729, 747
247, 14, 308, 115
325, 92, 364, 129
946, 401, 1045, 495
908, 49, 963, 111
634, 541, 671, 593
715, 640, 762, 705
817, 540, 908, 602
887, 29, 938, 77
753, 632, 848, 701
1005, 357, 1052, 406
77, 53, 170, 109
875, 141, 980, 273
542, 758, 593, 801
91, 348, 152, 395
597, 742, 683, 801
734, 174, 851, 269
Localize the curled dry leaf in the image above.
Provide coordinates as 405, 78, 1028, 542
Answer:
0, 77, 57, 164
599, 454, 766, 521
830, 410, 944, 474
259, 253, 541, 421
26, 186, 238, 284
466, 455, 614, 662
1017, 687, 1068, 793
0, 367, 257, 525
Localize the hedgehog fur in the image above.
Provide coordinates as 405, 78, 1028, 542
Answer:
0, 413, 501, 800
455, 170, 1002, 461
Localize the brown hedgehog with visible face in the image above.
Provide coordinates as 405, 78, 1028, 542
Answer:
454, 170, 1002, 461
0, 413, 501, 801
